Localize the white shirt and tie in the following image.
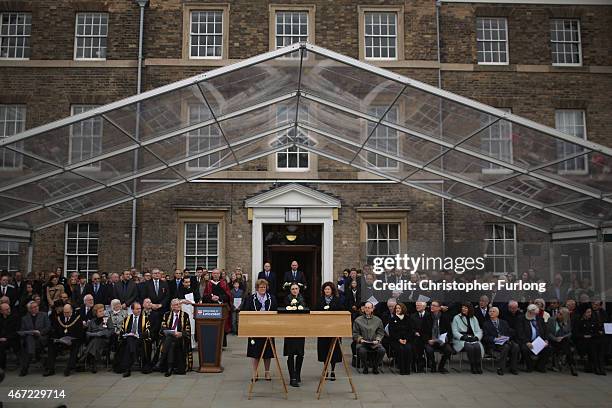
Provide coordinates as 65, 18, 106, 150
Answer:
154, 280, 159, 295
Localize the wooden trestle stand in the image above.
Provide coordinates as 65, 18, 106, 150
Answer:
238, 311, 357, 400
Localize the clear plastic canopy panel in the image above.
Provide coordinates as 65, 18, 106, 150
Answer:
1, 43, 611, 233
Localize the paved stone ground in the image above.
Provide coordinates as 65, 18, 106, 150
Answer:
0, 335, 611, 408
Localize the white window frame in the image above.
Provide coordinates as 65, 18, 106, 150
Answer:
186, 104, 223, 170
555, 110, 588, 176
481, 108, 513, 174
69, 105, 103, 170
73, 12, 108, 61
184, 222, 219, 270
0, 12, 31, 60
366, 223, 400, 264
476, 17, 509, 65
366, 106, 399, 170
551, 19, 582, 67
64, 222, 99, 279
274, 10, 309, 55
0, 240, 20, 272
484, 223, 517, 275
275, 105, 310, 171
363, 11, 398, 61
189, 10, 224, 60
0, 104, 26, 170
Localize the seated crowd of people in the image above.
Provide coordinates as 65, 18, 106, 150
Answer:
0, 264, 610, 382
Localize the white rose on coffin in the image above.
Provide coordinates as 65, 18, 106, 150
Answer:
291, 299, 298, 305
297, 305, 304, 310
286, 306, 292, 310
324, 305, 330, 310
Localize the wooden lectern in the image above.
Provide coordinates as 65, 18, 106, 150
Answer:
194, 303, 228, 373
238, 311, 357, 400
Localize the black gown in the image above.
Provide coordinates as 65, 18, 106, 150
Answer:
283, 294, 306, 356
316, 296, 344, 364
242, 293, 277, 359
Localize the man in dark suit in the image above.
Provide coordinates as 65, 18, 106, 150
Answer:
44, 304, 84, 377
138, 271, 152, 303
0, 274, 17, 307
142, 268, 169, 317
83, 273, 110, 305
424, 300, 453, 373
545, 273, 569, 303
177, 276, 199, 303
0, 303, 19, 371
482, 306, 519, 375
168, 269, 183, 299
79, 294, 95, 325
257, 262, 277, 294
12, 271, 25, 303
114, 270, 138, 308
18, 301, 51, 376
410, 301, 429, 372
282, 260, 307, 293
71, 275, 88, 307
475, 295, 490, 328
501, 300, 522, 334
516, 304, 551, 372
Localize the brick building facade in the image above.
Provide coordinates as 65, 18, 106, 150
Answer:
1, 0, 611, 293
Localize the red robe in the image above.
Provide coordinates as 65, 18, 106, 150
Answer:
203, 280, 232, 333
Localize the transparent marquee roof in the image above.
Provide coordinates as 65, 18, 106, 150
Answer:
1, 43, 611, 233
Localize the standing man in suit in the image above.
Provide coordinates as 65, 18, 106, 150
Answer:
143, 268, 169, 318
18, 301, 51, 376
138, 271, 152, 303
83, 273, 110, 305
475, 295, 490, 328
168, 269, 183, 299
71, 275, 87, 307
482, 306, 519, 375
115, 270, 138, 309
282, 260, 307, 294
0, 274, 17, 307
12, 271, 24, 304
257, 262, 277, 294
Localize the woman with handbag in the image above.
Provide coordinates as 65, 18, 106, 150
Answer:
451, 302, 484, 374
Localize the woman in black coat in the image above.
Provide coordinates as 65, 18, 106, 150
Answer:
316, 282, 344, 380
242, 278, 277, 381
389, 302, 413, 375
344, 279, 361, 321
574, 307, 606, 375
283, 283, 307, 387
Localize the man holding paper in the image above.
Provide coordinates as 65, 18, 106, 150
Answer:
482, 306, 519, 375
353, 302, 386, 374
516, 304, 551, 373
155, 298, 192, 377
424, 300, 453, 374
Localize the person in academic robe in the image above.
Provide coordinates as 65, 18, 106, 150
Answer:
155, 298, 192, 376
116, 302, 152, 377
389, 302, 413, 375
482, 306, 519, 375
409, 301, 429, 372
44, 303, 84, 377
18, 301, 50, 376
242, 278, 277, 381
83, 273, 111, 305
0, 303, 20, 371
316, 282, 344, 381
516, 304, 551, 373
451, 302, 484, 374
424, 300, 453, 374
283, 283, 306, 387
203, 268, 232, 335
257, 262, 277, 295
114, 270, 138, 309
282, 260, 307, 298
84, 304, 114, 373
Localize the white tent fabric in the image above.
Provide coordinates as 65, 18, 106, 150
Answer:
1, 43, 611, 233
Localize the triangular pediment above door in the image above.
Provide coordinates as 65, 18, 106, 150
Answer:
245, 183, 341, 208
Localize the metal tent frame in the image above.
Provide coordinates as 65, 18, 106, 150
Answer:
1, 42, 611, 233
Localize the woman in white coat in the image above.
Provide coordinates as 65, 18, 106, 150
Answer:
451, 302, 484, 374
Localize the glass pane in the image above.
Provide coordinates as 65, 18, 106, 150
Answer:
536, 151, 612, 196
1, 171, 101, 205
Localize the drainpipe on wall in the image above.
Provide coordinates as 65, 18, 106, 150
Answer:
435, 0, 446, 257
131, 0, 148, 268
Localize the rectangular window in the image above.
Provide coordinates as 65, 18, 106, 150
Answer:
74, 12, 108, 60
184, 222, 218, 270
558, 243, 592, 283
187, 104, 223, 170
364, 12, 397, 60
551, 19, 581, 66
65, 222, 99, 279
366, 223, 400, 264
477, 17, 508, 65
0, 12, 31, 59
0, 105, 26, 169
481, 108, 512, 172
484, 224, 516, 275
190, 10, 223, 59
275, 11, 308, 50
0, 240, 19, 272
70, 105, 102, 168
275, 106, 309, 170
555, 110, 587, 174
367, 106, 398, 169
